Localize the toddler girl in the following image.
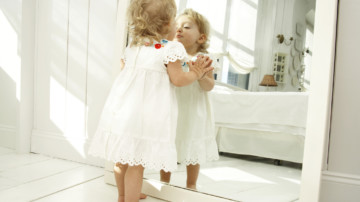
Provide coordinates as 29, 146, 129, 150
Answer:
160, 8, 219, 190
88, 1, 213, 201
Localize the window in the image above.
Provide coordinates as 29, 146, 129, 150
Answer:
176, 0, 258, 90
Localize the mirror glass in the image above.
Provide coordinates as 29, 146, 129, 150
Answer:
144, 0, 316, 201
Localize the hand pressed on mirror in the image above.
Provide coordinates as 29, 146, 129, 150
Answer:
187, 55, 213, 80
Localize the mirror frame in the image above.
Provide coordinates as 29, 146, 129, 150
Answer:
17, 0, 339, 201
114, 0, 340, 201
300, 0, 338, 201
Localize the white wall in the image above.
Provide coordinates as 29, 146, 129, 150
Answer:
250, 0, 315, 92
0, 0, 22, 149
31, 0, 119, 166
319, 0, 360, 201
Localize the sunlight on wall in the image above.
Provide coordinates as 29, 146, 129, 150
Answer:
50, 76, 88, 158
65, 89, 86, 138
0, 10, 21, 100
50, 76, 66, 131
200, 167, 274, 184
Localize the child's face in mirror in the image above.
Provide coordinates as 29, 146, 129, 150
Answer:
174, 16, 202, 50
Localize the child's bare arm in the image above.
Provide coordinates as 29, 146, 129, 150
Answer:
120, 59, 125, 70
198, 70, 215, 91
189, 55, 214, 91
167, 56, 213, 87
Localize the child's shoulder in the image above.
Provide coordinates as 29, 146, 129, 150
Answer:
160, 40, 187, 64
154, 40, 184, 51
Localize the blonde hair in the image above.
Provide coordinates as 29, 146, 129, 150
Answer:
178, 8, 210, 53
127, 0, 176, 46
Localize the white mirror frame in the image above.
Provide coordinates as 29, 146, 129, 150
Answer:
113, 0, 339, 201
17, 0, 339, 201
300, 0, 338, 201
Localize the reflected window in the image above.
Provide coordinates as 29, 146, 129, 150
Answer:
176, 0, 258, 90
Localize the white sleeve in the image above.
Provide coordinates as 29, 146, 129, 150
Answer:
162, 41, 187, 64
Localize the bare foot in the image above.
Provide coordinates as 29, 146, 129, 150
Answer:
140, 193, 147, 199
186, 185, 197, 190
118, 193, 147, 201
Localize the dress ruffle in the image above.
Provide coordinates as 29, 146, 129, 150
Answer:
89, 130, 178, 172
176, 137, 219, 165
163, 41, 187, 64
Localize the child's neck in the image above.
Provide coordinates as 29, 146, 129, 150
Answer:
186, 45, 200, 57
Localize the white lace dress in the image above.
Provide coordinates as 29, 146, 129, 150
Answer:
88, 40, 187, 172
175, 54, 219, 165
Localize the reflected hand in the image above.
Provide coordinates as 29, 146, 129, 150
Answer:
188, 55, 213, 80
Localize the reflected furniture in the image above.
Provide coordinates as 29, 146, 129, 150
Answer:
210, 85, 308, 163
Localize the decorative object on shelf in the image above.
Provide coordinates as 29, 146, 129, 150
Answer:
301, 47, 311, 57
295, 38, 303, 51
291, 46, 297, 57
276, 34, 293, 46
291, 76, 299, 87
259, 74, 278, 91
288, 63, 296, 76
293, 54, 300, 71
296, 22, 304, 36
273, 52, 286, 83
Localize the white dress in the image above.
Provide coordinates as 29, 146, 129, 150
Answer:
175, 54, 219, 165
88, 40, 187, 172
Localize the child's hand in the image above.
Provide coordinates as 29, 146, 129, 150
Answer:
188, 55, 214, 80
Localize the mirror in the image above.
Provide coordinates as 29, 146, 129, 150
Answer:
143, 0, 316, 201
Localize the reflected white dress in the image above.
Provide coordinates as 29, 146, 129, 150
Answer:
88, 40, 187, 172
175, 54, 219, 165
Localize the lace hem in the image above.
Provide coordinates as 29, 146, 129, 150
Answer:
163, 41, 187, 64
178, 155, 220, 166
176, 137, 219, 166
88, 131, 178, 172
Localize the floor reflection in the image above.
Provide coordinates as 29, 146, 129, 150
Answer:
144, 153, 302, 202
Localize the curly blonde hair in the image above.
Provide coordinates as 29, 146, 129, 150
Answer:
178, 8, 210, 53
127, 0, 176, 46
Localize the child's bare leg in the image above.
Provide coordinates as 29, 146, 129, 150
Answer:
125, 165, 145, 202
186, 164, 200, 190
114, 163, 128, 202
114, 163, 147, 201
160, 170, 171, 183
139, 193, 147, 199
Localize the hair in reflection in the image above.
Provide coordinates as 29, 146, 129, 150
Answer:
177, 8, 210, 53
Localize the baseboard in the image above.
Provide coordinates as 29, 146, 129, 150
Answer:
0, 124, 16, 149
322, 171, 360, 186
320, 171, 360, 202
31, 129, 104, 167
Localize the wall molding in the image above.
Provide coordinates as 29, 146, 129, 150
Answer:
0, 124, 16, 148
0, 124, 16, 132
322, 171, 360, 186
